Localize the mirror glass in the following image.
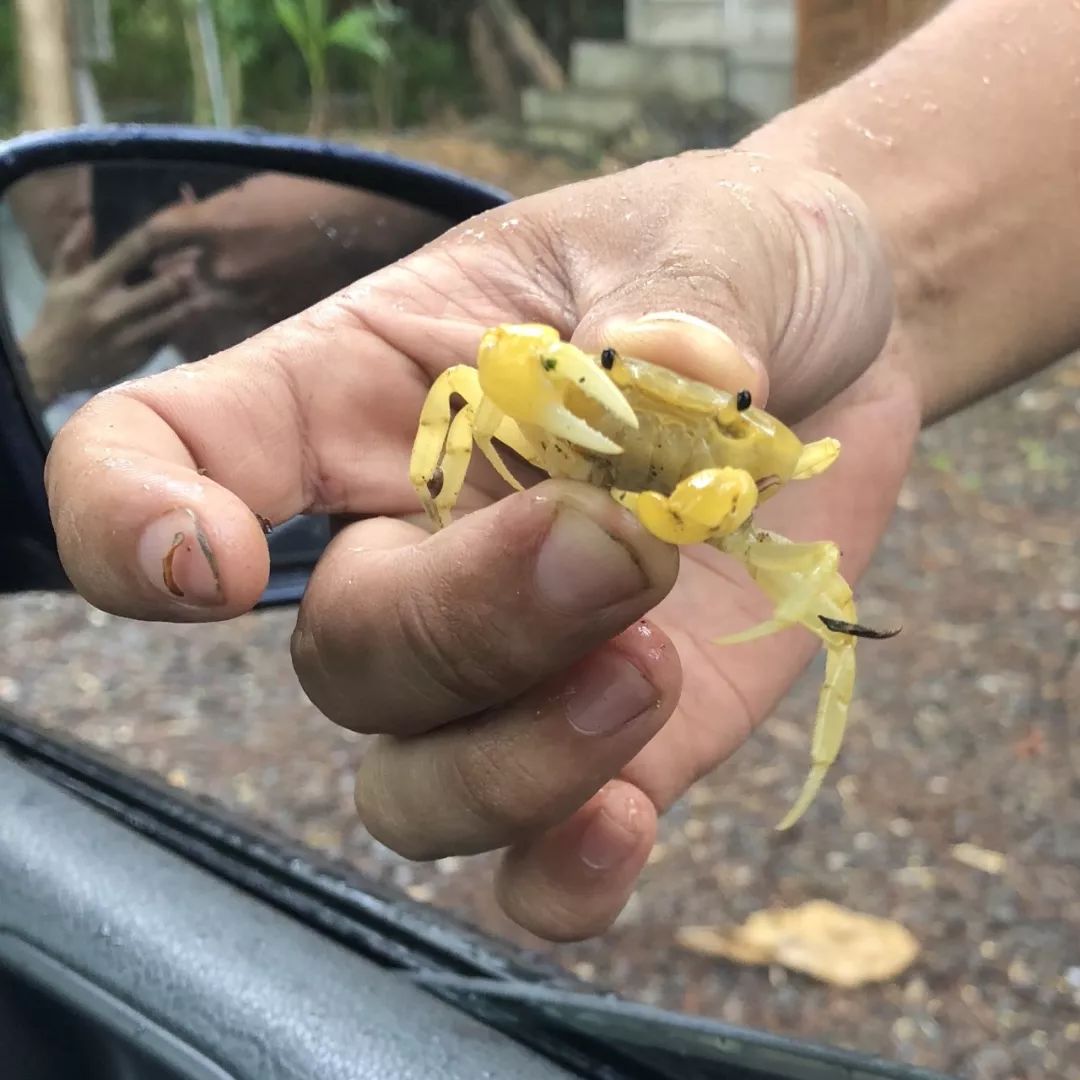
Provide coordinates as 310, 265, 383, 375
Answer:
0, 160, 457, 572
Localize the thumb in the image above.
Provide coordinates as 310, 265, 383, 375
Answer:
574, 309, 768, 406
565, 155, 894, 422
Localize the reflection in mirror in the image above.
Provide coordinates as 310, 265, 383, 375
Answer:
0, 160, 456, 572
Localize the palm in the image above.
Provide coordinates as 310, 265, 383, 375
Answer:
287, 243, 919, 813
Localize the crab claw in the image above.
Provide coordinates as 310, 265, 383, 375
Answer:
477, 324, 638, 455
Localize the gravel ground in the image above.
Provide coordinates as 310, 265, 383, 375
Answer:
1, 134, 1077, 1079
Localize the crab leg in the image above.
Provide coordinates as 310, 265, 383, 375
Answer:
408, 365, 541, 529
792, 437, 842, 480
712, 527, 862, 830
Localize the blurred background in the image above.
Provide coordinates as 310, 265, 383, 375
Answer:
2, 4, 1078, 1080
6, 0, 942, 187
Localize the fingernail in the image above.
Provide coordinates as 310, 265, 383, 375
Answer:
565, 651, 657, 735
604, 311, 762, 394
579, 790, 642, 870
137, 507, 223, 605
535, 507, 646, 614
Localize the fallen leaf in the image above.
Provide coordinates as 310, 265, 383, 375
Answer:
951, 842, 1007, 875
676, 900, 920, 989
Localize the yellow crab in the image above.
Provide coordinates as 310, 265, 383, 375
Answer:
408, 323, 898, 830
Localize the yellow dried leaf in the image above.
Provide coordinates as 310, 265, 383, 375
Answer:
676, 900, 919, 989
951, 842, 1007, 874
676, 925, 774, 965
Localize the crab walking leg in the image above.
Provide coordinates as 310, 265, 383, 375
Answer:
712, 528, 847, 644
792, 437, 841, 480
714, 527, 862, 829
612, 467, 759, 545
409, 365, 543, 527
776, 636, 856, 831
472, 397, 544, 493
427, 404, 478, 528
410, 365, 479, 526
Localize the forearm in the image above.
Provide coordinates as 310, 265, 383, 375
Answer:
741, 0, 1080, 425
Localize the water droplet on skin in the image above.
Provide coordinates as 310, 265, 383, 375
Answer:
842, 117, 895, 148
498, 217, 521, 231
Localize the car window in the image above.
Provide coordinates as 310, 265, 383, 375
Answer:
1, 4, 1076, 1080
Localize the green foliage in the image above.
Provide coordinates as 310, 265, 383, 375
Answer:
91, 1, 192, 122
0, 0, 620, 137
214, 0, 281, 67
0, 3, 18, 133
272, 0, 403, 130
327, 5, 399, 63
387, 23, 480, 125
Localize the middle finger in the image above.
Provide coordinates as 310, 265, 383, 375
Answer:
354, 618, 681, 860
290, 478, 679, 738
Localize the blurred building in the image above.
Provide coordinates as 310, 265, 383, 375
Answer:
524, 0, 943, 160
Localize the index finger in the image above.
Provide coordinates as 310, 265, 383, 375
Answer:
42, 233, 561, 622
44, 311, 377, 620
92, 213, 206, 287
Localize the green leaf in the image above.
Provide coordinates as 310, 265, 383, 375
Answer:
327, 11, 380, 57
272, 0, 307, 49
327, 3, 402, 61
304, 0, 328, 39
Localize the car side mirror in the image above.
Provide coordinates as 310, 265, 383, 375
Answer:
0, 124, 508, 602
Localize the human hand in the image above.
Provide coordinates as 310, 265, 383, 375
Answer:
20, 211, 207, 404
147, 172, 452, 351
44, 149, 921, 940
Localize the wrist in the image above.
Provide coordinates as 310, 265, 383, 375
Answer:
21, 323, 69, 404
736, 98, 934, 423
734, 0, 1080, 427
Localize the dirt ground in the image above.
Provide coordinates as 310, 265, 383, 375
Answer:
1, 131, 1077, 1080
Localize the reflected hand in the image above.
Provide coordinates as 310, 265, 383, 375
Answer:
149, 173, 449, 343
44, 150, 920, 941
20, 212, 204, 403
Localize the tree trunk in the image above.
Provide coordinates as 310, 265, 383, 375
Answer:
14, 0, 77, 130
225, 52, 245, 125
372, 63, 398, 133
193, 0, 232, 127
484, 0, 565, 92
468, 6, 519, 119
180, 6, 213, 125
308, 69, 329, 135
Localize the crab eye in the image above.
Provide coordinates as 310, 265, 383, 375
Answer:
600, 347, 617, 371
736, 389, 752, 411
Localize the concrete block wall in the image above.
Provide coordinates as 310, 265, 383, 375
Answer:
524, 0, 797, 157
628, 0, 795, 54
569, 39, 728, 104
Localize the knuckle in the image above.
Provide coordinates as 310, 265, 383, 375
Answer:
353, 751, 440, 861
398, 586, 524, 709
450, 738, 544, 838
496, 868, 617, 943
